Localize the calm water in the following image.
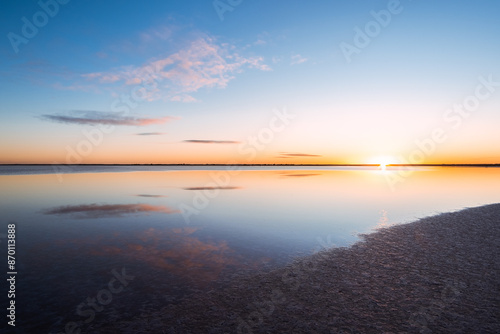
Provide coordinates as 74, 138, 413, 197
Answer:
1, 166, 499, 332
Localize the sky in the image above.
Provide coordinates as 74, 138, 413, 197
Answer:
0, 0, 499, 164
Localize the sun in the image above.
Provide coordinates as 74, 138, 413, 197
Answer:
369, 156, 397, 170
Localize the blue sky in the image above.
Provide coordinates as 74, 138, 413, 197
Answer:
1, 0, 499, 164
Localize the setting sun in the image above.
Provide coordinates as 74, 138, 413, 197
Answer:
369, 156, 398, 170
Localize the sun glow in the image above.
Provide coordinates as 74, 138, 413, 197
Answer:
369, 156, 398, 171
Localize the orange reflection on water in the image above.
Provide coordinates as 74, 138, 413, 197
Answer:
119, 227, 248, 286
50, 226, 265, 287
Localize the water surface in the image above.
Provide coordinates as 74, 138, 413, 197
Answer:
1, 166, 499, 332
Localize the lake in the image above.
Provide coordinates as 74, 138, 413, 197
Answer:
1, 165, 499, 332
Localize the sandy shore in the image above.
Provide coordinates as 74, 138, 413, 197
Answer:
103, 204, 500, 333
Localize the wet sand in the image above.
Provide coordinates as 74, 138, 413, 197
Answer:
105, 204, 500, 333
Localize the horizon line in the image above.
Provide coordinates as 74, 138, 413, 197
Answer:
1, 163, 500, 167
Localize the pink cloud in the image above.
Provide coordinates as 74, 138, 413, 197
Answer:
81, 36, 270, 102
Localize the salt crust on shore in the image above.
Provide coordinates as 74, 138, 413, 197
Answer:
102, 204, 500, 333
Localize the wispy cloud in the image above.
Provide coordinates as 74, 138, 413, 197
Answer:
291, 54, 308, 65
41, 110, 175, 126
280, 173, 320, 177
278, 152, 322, 158
82, 36, 271, 102
183, 186, 241, 191
170, 94, 198, 103
183, 140, 240, 144
136, 132, 167, 136
108, 25, 176, 56
272, 56, 283, 64
43, 203, 179, 218
138, 26, 173, 44
135, 194, 168, 198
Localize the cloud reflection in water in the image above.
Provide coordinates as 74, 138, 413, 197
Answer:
43, 203, 179, 218
57, 227, 267, 287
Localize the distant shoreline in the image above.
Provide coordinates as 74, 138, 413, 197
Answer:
1, 163, 500, 167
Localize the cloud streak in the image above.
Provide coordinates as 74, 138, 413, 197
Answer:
183, 140, 240, 144
41, 111, 175, 126
136, 132, 167, 136
135, 194, 168, 198
183, 186, 241, 191
277, 152, 322, 158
